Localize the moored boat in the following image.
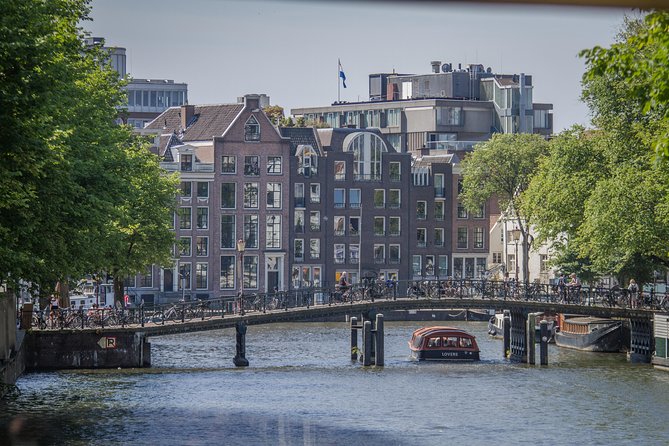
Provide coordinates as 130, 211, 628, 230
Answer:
488, 313, 556, 342
408, 326, 480, 361
554, 315, 623, 352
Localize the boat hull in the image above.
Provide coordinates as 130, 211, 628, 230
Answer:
554, 322, 623, 352
410, 349, 480, 361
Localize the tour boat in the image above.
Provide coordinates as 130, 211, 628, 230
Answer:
553, 315, 623, 352
408, 326, 480, 361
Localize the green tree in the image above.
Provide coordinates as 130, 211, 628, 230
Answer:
0, 0, 178, 302
460, 133, 548, 283
263, 105, 284, 125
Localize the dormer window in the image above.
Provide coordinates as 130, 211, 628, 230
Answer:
244, 115, 260, 141
181, 154, 193, 172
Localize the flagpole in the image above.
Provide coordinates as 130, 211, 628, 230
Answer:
337, 58, 340, 103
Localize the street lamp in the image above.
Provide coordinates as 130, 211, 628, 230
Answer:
511, 229, 521, 282
237, 238, 246, 315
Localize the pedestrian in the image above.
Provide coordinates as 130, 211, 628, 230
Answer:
49, 294, 60, 327
628, 279, 639, 309
567, 273, 581, 303
557, 273, 566, 302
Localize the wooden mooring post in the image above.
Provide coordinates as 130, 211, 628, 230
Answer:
349, 313, 384, 367
233, 321, 249, 367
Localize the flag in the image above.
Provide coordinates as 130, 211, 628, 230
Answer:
338, 59, 347, 88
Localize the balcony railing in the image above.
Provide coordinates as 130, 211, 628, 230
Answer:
350, 202, 361, 209
353, 174, 382, 182
334, 257, 345, 264
334, 202, 345, 208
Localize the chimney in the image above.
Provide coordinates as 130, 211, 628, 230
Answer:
430, 61, 441, 74
181, 104, 195, 129
243, 94, 261, 110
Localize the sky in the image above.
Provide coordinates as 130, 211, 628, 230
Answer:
86, 0, 632, 132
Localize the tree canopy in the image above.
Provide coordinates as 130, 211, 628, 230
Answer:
460, 133, 549, 282
0, 0, 177, 297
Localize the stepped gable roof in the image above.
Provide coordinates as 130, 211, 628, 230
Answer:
279, 127, 321, 155
145, 103, 244, 142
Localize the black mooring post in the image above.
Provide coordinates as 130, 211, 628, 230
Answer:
362, 320, 372, 366
527, 313, 536, 365
233, 321, 249, 367
503, 310, 511, 359
375, 313, 384, 367
540, 319, 549, 366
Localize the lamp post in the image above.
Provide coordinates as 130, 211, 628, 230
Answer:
237, 238, 246, 315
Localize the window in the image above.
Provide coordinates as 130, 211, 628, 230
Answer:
457, 202, 468, 219
493, 252, 503, 264
310, 184, 320, 203
374, 217, 385, 236
374, 189, 385, 208
345, 132, 386, 180
243, 215, 259, 249
389, 217, 400, 236
417, 201, 427, 219
310, 211, 320, 231
412, 255, 422, 277
244, 156, 260, 176
334, 244, 345, 264
349, 217, 360, 236
180, 182, 191, 197
220, 215, 235, 249
457, 227, 468, 249
334, 161, 346, 180
349, 189, 361, 208
425, 255, 435, 276
139, 267, 153, 288
179, 237, 192, 256
334, 188, 345, 208
390, 162, 401, 181
294, 239, 304, 261
389, 245, 400, 264
434, 228, 444, 247
476, 258, 487, 278
473, 204, 485, 219
196, 207, 208, 230
417, 228, 426, 248
389, 190, 400, 209
310, 239, 320, 259
266, 215, 281, 249
179, 263, 191, 290
266, 183, 281, 209
244, 116, 260, 141
195, 263, 208, 289
221, 155, 236, 173
453, 257, 463, 279
386, 108, 400, 127
438, 256, 449, 276
179, 207, 191, 230
474, 227, 484, 249
349, 244, 360, 264
334, 216, 345, 236
243, 183, 259, 208
508, 254, 516, 275
196, 182, 208, 198
438, 107, 463, 126
457, 178, 464, 194
221, 183, 236, 209
435, 201, 445, 221
294, 210, 305, 233
243, 256, 258, 288
180, 154, 192, 172
196, 236, 208, 257
374, 245, 385, 263
267, 156, 282, 174
294, 183, 305, 207
540, 254, 549, 272
434, 174, 445, 197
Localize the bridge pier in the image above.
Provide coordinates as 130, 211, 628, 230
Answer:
349, 312, 384, 367
233, 321, 249, 367
629, 317, 653, 363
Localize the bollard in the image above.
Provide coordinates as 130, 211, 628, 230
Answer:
503, 311, 511, 359
233, 321, 249, 367
527, 313, 536, 365
362, 320, 372, 366
350, 317, 358, 360
375, 314, 384, 367
540, 319, 549, 366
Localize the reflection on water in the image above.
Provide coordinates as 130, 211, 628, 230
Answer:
1, 321, 668, 446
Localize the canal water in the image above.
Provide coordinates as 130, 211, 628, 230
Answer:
1, 320, 668, 445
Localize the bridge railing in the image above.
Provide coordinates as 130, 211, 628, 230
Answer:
23, 279, 664, 330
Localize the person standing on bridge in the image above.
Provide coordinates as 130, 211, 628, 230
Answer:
567, 273, 581, 304
628, 279, 639, 309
